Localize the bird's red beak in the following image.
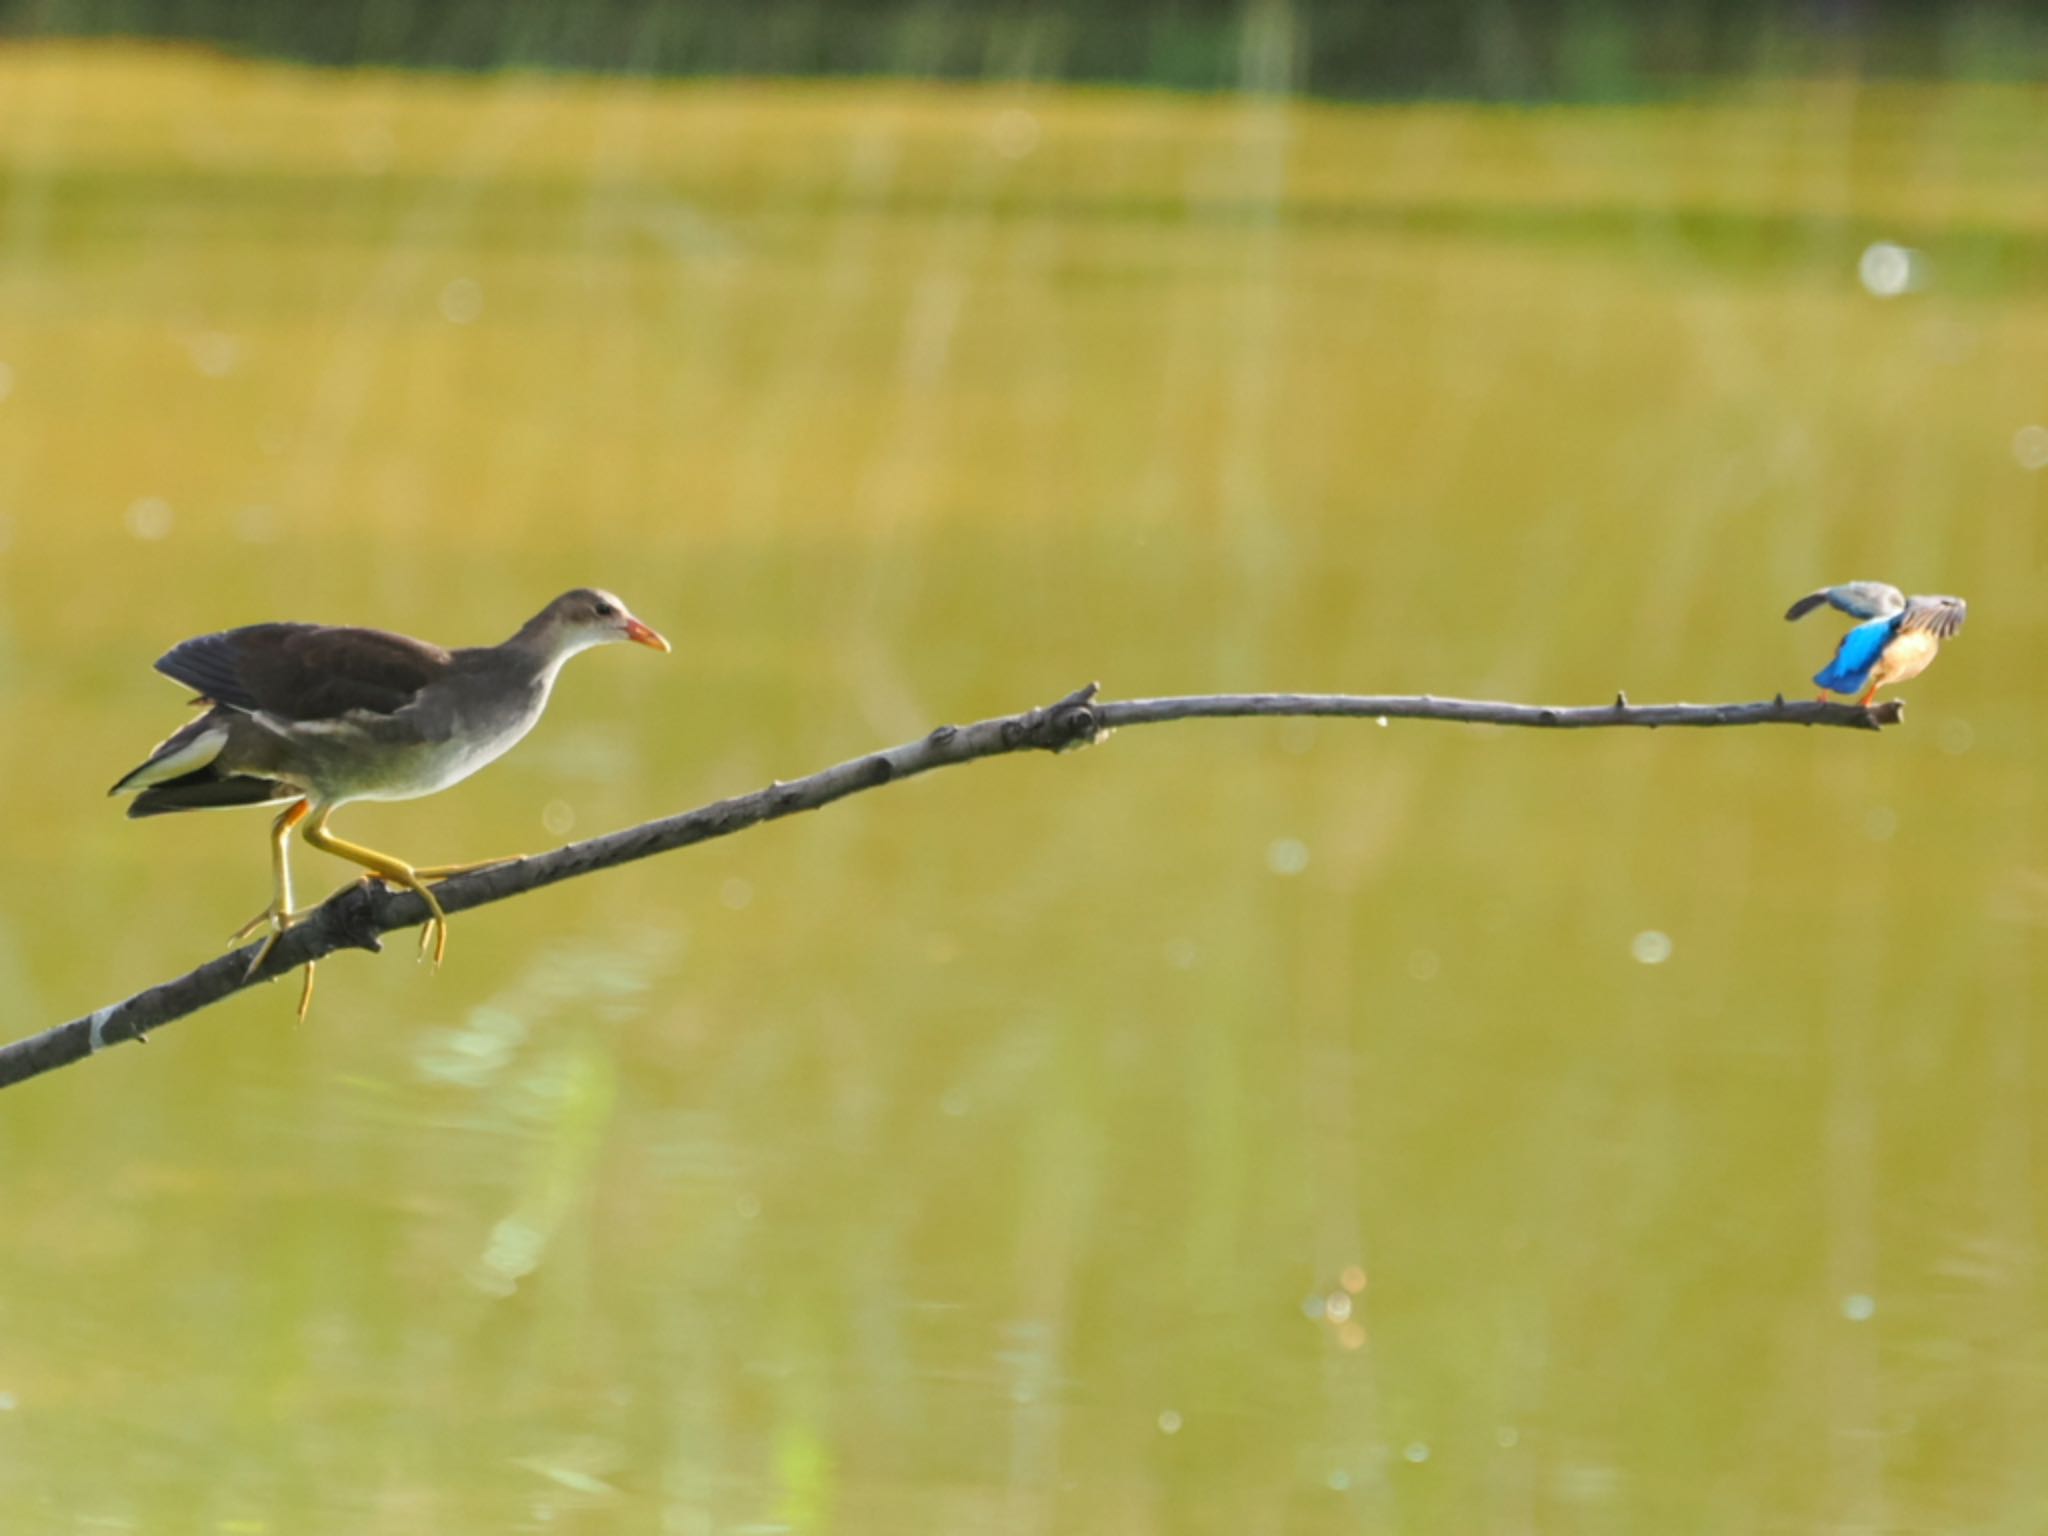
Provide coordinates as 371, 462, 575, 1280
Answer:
624, 618, 671, 653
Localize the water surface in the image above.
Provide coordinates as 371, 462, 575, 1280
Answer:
0, 46, 2043, 1533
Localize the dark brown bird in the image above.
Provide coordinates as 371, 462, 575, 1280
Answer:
111, 588, 669, 1016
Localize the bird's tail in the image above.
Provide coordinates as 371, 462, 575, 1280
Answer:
109, 716, 229, 796
125, 771, 295, 818
111, 714, 293, 816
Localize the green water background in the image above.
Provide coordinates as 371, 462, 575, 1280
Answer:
0, 32, 2043, 1534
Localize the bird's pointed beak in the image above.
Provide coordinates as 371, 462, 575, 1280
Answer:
624, 617, 670, 653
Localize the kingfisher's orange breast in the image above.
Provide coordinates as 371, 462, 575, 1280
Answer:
1871, 628, 1940, 687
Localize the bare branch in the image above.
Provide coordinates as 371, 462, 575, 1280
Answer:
1098, 692, 1900, 732
0, 685, 1898, 1091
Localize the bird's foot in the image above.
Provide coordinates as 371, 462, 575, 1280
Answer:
413, 854, 522, 881
229, 905, 284, 946
232, 903, 307, 970
351, 873, 449, 967
231, 905, 320, 1021
420, 913, 447, 967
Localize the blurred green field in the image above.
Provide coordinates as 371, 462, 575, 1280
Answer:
1, 43, 2045, 1533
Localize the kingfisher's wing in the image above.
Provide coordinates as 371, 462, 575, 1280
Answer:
1814, 615, 1897, 695
1784, 582, 1907, 623
1899, 594, 1967, 639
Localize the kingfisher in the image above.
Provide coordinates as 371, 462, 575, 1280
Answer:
1785, 581, 1967, 707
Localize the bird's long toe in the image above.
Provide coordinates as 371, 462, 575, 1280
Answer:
414, 854, 521, 881
235, 905, 308, 980
230, 901, 304, 946
408, 882, 450, 968
342, 870, 449, 968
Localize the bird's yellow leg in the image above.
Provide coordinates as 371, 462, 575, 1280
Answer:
411, 854, 522, 880
301, 809, 450, 966
236, 800, 314, 986
1859, 685, 1879, 708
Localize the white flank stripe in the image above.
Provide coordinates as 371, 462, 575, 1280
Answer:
112, 725, 228, 793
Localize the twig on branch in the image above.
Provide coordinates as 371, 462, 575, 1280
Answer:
0, 684, 1897, 1091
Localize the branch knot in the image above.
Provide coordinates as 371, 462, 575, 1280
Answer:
1008, 682, 1108, 753
328, 882, 392, 954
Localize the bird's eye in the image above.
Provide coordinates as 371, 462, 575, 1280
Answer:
594, 601, 617, 619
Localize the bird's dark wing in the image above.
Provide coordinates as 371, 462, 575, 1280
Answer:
155, 623, 452, 721
1785, 582, 1907, 623
1899, 595, 1967, 639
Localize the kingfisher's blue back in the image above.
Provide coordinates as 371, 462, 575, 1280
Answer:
1814, 615, 1898, 694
